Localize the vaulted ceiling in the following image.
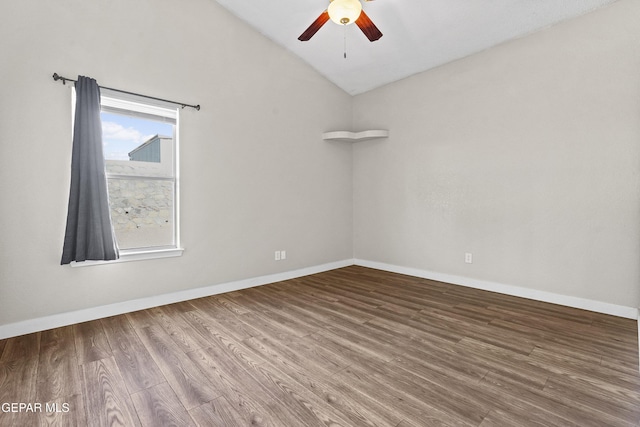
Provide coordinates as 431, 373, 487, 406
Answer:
214, 0, 618, 95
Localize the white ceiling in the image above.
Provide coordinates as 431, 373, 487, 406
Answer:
214, 0, 618, 95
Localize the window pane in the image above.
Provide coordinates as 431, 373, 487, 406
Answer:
100, 100, 179, 252
107, 178, 175, 250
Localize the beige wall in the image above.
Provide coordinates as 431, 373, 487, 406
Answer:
0, 0, 353, 325
352, 0, 640, 308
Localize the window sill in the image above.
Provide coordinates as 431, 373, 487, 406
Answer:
69, 247, 184, 267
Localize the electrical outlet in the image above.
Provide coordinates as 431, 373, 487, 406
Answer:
281, 250, 286, 260
275, 250, 281, 261
465, 252, 473, 264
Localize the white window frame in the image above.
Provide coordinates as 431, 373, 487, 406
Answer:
70, 90, 183, 267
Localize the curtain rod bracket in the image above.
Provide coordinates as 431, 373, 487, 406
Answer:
181, 104, 201, 111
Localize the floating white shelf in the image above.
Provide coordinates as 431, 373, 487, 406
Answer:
322, 130, 389, 142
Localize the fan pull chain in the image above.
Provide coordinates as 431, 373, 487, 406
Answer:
343, 24, 347, 59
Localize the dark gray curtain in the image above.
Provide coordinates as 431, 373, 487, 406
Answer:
61, 76, 119, 264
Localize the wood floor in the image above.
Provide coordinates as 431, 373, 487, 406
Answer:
1, 266, 639, 426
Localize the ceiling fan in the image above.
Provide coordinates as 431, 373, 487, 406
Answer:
298, 0, 383, 42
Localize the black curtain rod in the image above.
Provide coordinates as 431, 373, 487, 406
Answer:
52, 73, 200, 111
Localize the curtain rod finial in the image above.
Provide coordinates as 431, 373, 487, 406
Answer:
52, 73, 67, 85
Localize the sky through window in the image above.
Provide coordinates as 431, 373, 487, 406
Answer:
101, 112, 174, 161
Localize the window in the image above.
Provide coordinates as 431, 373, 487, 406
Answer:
100, 91, 181, 259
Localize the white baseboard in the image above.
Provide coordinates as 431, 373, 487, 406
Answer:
2, 258, 636, 341
354, 259, 639, 320
0, 259, 354, 340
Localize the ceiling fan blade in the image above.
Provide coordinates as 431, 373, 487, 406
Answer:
355, 10, 383, 42
298, 11, 330, 41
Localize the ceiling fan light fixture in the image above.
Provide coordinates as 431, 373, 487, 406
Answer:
327, 0, 362, 25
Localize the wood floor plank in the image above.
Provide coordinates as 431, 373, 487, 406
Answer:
360, 319, 488, 382
592, 314, 638, 332
327, 311, 451, 361
36, 326, 82, 402
131, 382, 197, 427
543, 374, 640, 424
254, 308, 318, 338
243, 335, 334, 378
485, 302, 596, 327
192, 330, 355, 426
316, 324, 397, 364
305, 279, 389, 309
179, 309, 265, 370
323, 296, 380, 323
187, 298, 259, 342
364, 305, 459, 345
233, 287, 288, 312
242, 335, 402, 427
189, 396, 248, 427
478, 370, 632, 427
305, 330, 384, 368
125, 309, 157, 330
212, 294, 251, 315
81, 356, 141, 427
444, 372, 580, 427
245, 286, 334, 333
455, 337, 551, 390
0, 357, 39, 427
135, 325, 220, 410
490, 314, 636, 360
393, 350, 489, 391
276, 292, 374, 328
450, 302, 499, 323
528, 345, 640, 390
333, 363, 477, 427
146, 305, 211, 354
284, 336, 350, 375
364, 312, 463, 347
0, 332, 40, 362
185, 349, 267, 425
249, 362, 354, 427
311, 377, 402, 427
281, 278, 341, 302
187, 345, 309, 426
373, 359, 491, 425
238, 311, 301, 344
0, 358, 37, 403
188, 322, 352, 426
332, 281, 431, 314
601, 354, 640, 377
478, 408, 578, 427
74, 320, 113, 365
37, 394, 87, 427
101, 315, 166, 394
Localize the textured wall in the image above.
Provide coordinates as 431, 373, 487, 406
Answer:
352, 0, 640, 308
